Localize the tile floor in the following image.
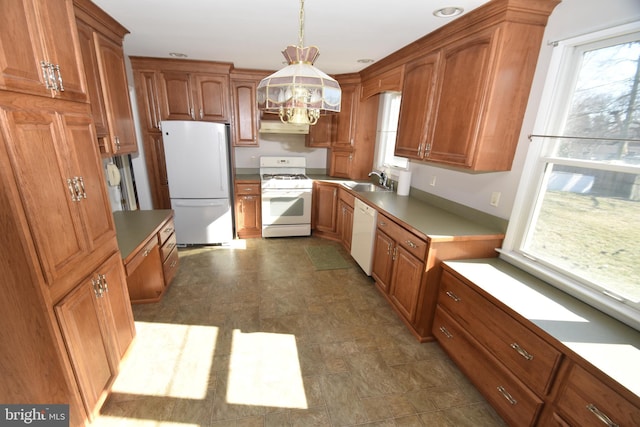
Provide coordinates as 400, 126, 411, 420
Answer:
94, 236, 507, 427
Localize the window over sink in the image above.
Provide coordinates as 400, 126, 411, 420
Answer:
373, 92, 408, 170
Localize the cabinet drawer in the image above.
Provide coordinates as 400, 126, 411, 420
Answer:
163, 246, 180, 286
235, 183, 260, 195
555, 363, 640, 427
161, 232, 177, 261
433, 306, 544, 427
125, 237, 158, 276
439, 270, 562, 396
377, 213, 427, 260
158, 219, 176, 246
339, 188, 355, 208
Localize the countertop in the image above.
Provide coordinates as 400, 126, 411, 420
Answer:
444, 257, 640, 398
113, 210, 174, 261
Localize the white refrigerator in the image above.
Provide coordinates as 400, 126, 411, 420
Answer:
161, 120, 233, 245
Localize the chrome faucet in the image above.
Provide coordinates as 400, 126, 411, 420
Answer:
368, 170, 389, 188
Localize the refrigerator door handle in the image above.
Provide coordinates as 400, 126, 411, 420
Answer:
218, 132, 225, 192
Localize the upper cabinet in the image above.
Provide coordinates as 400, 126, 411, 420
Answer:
0, 0, 87, 102
160, 70, 230, 122
230, 69, 269, 147
332, 81, 360, 151
389, 0, 560, 172
74, 0, 137, 156
360, 65, 404, 99
394, 52, 440, 160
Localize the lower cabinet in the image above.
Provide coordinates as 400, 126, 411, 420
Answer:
234, 181, 262, 238
55, 252, 134, 419
373, 213, 427, 323
337, 188, 354, 251
122, 214, 179, 304
313, 181, 339, 236
434, 261, 640, 427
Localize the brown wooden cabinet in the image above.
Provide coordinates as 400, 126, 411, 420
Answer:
234, 181, 262, 238
55, 252, 134, 419
434, 260, 640, 426
122, 214, 178, 304
306, 113, 335, 148
0, 3, 134, 425
0, 0, 87, 102
370, 209, 502, 341
230, 70, 268, 147
394, 52, 440, 160
74, 0, 138, 156
313, 181, 339, 236
131, 57, 232, 209
390, 1, 558, 171
336, 189, 354, 251
373, 213, 427, 323
327, 75, 378, 180
360, 65, 405, 99
160, 70, 230, 122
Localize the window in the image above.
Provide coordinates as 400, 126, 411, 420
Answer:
502, 23, 640, 329
373, 92, 408, 170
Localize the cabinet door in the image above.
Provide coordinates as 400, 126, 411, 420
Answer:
0, 0, 86, 101
236, 195, 261, 238
135, 70, 162, 133
64, 113, 116, 254
395, 52, 440, 159
94, 33, 137, 155
337, 200, 354, 251
35, 0, 87, 102
160, 71, 195, 120
333, 83, 359, 149
0, 107, 88, 286
143, 132, 171, 209
314, 183, 338, 233
99, 253, 135, 360
306, 114, 334, 147
75, 19, 108, 137
194, 74, 229, 121
372, 230, 394, 293
427, 29, 496, 167
55, 275, 116, 417
329, 151, 353, 179
389, 246, 424, 322
231, 79, 258, 146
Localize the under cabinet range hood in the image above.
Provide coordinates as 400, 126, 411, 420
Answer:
258, 120, 309, 134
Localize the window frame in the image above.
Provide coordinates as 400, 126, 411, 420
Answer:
501, 21, 640, 331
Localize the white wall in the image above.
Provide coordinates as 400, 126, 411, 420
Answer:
234, 134, 328, 169
409, 0, 640, 220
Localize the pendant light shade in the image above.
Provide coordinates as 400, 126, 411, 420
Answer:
256, 1, 341, 125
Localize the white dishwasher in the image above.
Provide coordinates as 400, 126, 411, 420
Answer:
351, 198, 378, 276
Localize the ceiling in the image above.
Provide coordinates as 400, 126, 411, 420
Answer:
92, 0, 491, 75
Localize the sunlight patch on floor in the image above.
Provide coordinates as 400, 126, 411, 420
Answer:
226, 330, 308, 408
111, 322, 217, 400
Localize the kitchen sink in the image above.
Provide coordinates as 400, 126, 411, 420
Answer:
345, 182, 392, 192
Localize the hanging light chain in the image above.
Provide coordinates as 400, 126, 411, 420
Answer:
298, 0, 305, 48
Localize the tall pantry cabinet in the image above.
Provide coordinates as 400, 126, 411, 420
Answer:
0, 1, 135, 425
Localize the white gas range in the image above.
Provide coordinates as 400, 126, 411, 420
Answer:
259, 157, 313, 238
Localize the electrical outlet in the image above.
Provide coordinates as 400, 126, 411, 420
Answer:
430, 176, 437, 186
490, 192, 501, 207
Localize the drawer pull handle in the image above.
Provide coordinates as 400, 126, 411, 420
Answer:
586, 404, 618, 427
170, 260, 177, 268
164, 227, 174, 234
438, 326, 453, 339
405, 240, 417, 248
510, 343, 534, 361
445, 291, 461, 302
497, 386, 517, 405
379, 221, 387, 227
143, 249, 151, 257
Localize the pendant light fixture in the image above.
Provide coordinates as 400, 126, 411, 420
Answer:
256, 0, 341, 125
